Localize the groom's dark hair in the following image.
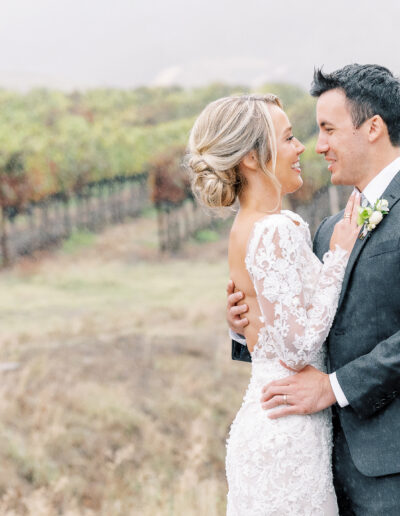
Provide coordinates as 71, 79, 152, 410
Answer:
310, 64, 400, 146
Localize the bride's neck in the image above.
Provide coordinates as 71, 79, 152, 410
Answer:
238, 185, 282, 215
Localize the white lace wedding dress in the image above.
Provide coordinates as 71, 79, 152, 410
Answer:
226, 211, 349, 516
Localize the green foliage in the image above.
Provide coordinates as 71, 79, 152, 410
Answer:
62, 230, 96, 253
301, 135, 330, 189
194, 229, 219, 243
0, 81, 323, 208
140, 206, 158, 219
291, 135, 330, 204
257, 82, 308, 108
287, 96, 318, 143
0, 151, 33, 209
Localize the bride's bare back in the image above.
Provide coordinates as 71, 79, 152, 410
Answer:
229, 211, 296, 353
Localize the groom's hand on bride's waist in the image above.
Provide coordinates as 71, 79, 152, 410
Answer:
260, 364, 337, 419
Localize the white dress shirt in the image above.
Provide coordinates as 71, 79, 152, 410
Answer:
329, 156, 400, 406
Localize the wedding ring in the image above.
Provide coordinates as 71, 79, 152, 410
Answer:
283, 394, 288, 405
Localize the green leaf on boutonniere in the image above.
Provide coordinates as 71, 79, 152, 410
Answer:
357, 197, 390, 239
357, 206, 373, 226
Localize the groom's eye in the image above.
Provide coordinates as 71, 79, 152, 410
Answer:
287, 135, 295, 141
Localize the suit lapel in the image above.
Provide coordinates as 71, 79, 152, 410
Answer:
383, 169, 400, 210
337, 227, 370, 309
337, 170, 400, 310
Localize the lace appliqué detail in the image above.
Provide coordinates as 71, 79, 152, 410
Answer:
226, 212, 348, 515
245, 213, 348, 369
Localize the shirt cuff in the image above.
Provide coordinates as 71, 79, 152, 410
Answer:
329, 372, 349, 407
229, 329, 247, 346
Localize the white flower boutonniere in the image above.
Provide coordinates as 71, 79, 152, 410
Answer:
357, 198, 390, 239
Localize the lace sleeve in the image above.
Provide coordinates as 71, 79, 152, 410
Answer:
247, 217, 348, 369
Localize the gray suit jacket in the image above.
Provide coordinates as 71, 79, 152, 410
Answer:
313, 170, 400, 477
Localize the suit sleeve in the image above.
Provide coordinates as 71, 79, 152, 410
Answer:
335, 331, 400, 418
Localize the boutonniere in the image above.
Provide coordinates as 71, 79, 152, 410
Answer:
357, 198, 390, 239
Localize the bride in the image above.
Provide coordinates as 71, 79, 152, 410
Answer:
187, 94, 361, 515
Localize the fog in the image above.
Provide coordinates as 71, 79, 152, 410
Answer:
0, 0, 399, 90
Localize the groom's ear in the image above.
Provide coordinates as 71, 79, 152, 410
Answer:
367, 115, 387, 143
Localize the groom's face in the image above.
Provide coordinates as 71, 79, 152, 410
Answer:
315, 89, 369, 189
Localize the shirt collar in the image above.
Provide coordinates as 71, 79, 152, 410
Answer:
360, 157, 400, 206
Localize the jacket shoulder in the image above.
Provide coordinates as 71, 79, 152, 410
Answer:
313, 210, 344, 257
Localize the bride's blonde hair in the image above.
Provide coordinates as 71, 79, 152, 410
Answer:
187, 94, 282, 208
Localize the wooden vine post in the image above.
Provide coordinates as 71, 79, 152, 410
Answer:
149, 146, 191, 253
0, 152, 33, 267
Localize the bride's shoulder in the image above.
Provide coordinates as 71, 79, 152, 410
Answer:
280, 209, 309, 228
252, 212, 298, 233
246, 214, 302, 264
248, 213, 297, 248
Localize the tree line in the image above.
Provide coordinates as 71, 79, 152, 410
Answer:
0, 81, 336, 261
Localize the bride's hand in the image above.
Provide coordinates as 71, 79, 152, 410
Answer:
330, 191, 362, 254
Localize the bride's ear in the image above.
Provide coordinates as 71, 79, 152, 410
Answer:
240, 151, 259, 172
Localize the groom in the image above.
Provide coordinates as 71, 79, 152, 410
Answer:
227, 64, 400, 515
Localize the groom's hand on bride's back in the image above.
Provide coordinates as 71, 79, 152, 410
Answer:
226, 279, 249, 333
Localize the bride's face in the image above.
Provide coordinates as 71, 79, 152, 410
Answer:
269, 105, 305, 195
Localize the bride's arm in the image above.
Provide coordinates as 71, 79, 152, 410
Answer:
249, 219, 348, 369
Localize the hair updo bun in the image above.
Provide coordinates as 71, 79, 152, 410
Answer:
187, 94, 282, 209
188, 154, 238, 208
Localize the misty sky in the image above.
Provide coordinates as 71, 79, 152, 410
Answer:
0, 0, 399, 91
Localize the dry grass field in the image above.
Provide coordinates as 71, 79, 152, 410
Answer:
0, 210, 249, 515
